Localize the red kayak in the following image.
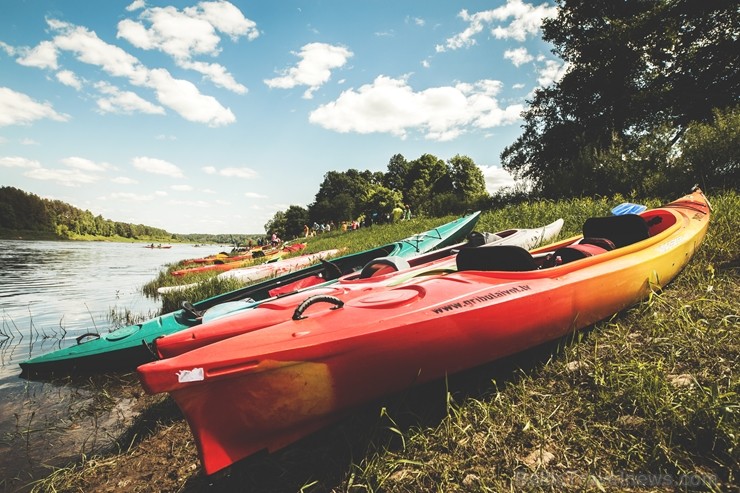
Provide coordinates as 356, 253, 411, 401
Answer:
153, 219, 564, 359
137, 189, 710, 475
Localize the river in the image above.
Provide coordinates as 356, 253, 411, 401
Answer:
0, 239, 226, 491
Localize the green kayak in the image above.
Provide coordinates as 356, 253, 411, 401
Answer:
19, 212, 480, 377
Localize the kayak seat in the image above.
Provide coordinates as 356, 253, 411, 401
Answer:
456, 245, 538, 272
578, 237, 616, 250
466, 231, 503, 247
359, 256, 411, 278
582, 214, 649, 249
544, 243, 609, 268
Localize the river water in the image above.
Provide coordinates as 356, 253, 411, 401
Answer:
0, 240, 226, 491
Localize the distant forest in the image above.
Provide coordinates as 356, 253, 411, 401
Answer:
0, 186, 245, 244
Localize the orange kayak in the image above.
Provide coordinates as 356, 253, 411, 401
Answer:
137, 189, 710, 475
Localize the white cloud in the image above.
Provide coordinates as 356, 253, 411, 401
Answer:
171, 184, 194, 191
61, 156, 112, 171
220, 167, 257, 179
56, 69, 83, 90
116, 1, 256, 92
309, 76, 523, 141
20, 138, 40, 145
94, 81, 165, 115
264, 42, 353, 99
436, 0, 557, 52
504, 47, 534, 67
244, 192, 267, 199
0, 156, 42, 168
25, 167, 100, 187
43, 19, 235, 126
0, 87, 70, 126
537, 59, 569, 87
202, 166, 257, 179
126, 0, 146, 12
480, 165, 517, 193
179, 60, 247, 94
146, 68, 236, 126
112, 176, 138, 184
132, 156, 184, 177
17, 40, 58, 69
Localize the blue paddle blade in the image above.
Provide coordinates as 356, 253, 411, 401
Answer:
611, 202, 647, 216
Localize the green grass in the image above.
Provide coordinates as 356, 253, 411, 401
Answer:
28, 191, 739, 492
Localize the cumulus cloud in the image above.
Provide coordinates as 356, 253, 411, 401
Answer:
537, 59, 569, 87
0, 87, 70, 126
244, 192, 267, 199
24, 167, 101, 187
126, 0, 146, 12
15, 19, 237, 126
56, 69, 83, 89
504, 47, 534, 67
480, 165, 517, 193
132, 156, 184, 177
202, 165, 257, 179
171, 184, 194, 191
436, 0, 557, 52
60, 156, 112, 171
16, 40, 58, 69
309, 76, 523, 141
117, 1, 256, 93
265, 42, 353, 99
0, 156, 42, 168
94, 81, 165, 115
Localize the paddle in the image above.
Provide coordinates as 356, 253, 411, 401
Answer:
611, 202, 647, 215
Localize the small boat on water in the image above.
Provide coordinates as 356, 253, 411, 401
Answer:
144, 244, 172, 249
19, 212, 481, 377
154, 219, 564, 358
137, 189, 710, 475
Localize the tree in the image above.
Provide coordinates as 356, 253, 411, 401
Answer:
447, 154, 488, 201
405, 154, 451, 214
264, 210, 286, 238
502, 0, 739, 198
383, 153, 411, 194
678, 106, 740, 191
283, 205, 310, 240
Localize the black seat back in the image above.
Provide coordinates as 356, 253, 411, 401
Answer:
582, 214, 649, 249
456, 245, 538, 272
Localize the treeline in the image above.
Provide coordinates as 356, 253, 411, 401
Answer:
265, 153, 489, 240
0, 186, 174, 241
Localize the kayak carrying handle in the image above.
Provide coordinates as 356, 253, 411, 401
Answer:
75, 332, 100, 344
292, 295, 344, 320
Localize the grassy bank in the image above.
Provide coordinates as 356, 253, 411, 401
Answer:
27, 192, 738, 492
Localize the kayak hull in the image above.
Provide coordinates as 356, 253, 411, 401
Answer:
154, 219, 564, 358
19, 213, 481, 377
137, 190, 710, 475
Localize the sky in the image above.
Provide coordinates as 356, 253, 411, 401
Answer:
0, 0, 566, 234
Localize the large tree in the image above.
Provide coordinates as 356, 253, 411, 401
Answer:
502, 0, 739, 197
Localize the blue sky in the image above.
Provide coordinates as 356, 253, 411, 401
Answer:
0, 0, 565, 234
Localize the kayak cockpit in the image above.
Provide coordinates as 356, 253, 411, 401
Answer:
456, 212, 678, 273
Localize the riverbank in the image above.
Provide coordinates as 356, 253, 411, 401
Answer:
11, 192, 739, 492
